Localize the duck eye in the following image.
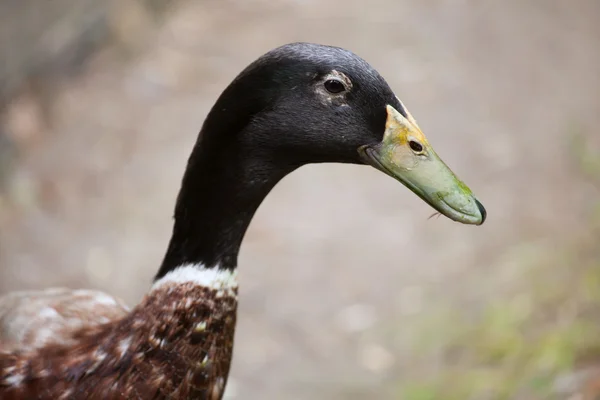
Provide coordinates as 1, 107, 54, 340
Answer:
324, 79, 346, 94
409, 140, 424, 153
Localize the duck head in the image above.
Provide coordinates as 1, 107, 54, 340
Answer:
206, 43, 485, 225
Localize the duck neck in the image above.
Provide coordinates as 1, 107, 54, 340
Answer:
155, 126, 297, 279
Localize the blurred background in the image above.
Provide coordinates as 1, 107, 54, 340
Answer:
0, 0, 599, 399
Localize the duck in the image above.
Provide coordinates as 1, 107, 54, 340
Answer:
0, 42, 486, 400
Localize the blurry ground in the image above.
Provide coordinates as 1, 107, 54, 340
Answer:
1, 0, 600, 399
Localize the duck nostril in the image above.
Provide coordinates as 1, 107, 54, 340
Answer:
409, 140, 423, 153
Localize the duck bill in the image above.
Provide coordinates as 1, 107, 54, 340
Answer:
359, 104, 486, 225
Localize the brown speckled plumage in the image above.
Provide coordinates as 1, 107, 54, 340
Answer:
0, 289, 130, 353
0, 283, 237, 399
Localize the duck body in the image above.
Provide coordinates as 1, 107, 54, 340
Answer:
1, 267, 237, 399
0, 42, 485, 399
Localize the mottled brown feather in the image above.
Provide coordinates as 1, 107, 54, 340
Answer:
0, 288, 130, 353
0, 283, 237, 399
